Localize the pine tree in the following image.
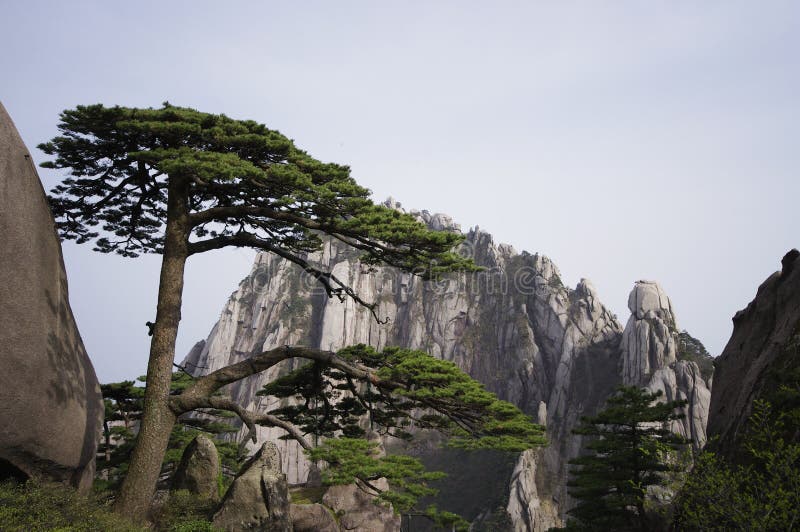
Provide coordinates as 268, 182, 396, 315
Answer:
40, 103, 543, 522
562, 386, 687, 531
98, 373, 241, 492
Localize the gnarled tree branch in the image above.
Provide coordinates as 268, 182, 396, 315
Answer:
179, 346, 387, 402
170, 395, 312, 451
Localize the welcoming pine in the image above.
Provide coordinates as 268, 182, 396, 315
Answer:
39, 103, 542, 524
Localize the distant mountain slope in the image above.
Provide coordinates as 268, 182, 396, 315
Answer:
183, 200, 711, 531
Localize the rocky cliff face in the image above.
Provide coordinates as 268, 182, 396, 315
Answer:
707, 249, 800, 458
183, 201, 711, 529
0, 103, 103, 490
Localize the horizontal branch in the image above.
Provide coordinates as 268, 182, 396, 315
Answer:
189, 204, 411, 260
170, 395, 312, 451
179, 346, 388, 402
190, 205, 322, 229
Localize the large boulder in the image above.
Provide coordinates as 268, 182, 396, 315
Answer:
318, 431, 400, 532
0, 102, 103, 490
172, 434, 221, 502
322, 479, 400, 532
213, 442, 292, 531
707, 249, 800, 458
290, 503, 338, 532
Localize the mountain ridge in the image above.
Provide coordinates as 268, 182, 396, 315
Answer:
182, 202, 711, 530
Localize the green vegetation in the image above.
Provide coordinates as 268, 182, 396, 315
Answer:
307, 439, 458, 524
676, 330, 714, 382
559, 386, 688, 531
673, 400, 800, 530
262, 344, 545, 526
151, 490, 221, 532
0, 480, 143, 532
98, 372, 242, 492
0, 480, 222, 532
262, 345, 545, 451
673, 330, 800, 531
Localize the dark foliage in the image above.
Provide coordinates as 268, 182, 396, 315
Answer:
561, 386, 687, 531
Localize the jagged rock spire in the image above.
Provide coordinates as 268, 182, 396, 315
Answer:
620, 280, 711, 449
621, 280, 679, 386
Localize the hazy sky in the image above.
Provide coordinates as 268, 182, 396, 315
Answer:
2, 1, 798, 382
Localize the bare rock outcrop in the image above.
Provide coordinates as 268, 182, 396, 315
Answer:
213, 442, 292, 531
621, 281, 678, 385
322, 480, 400, 532
506, 449, 561, 532
290, 503, 338, 532
620, 281, 711, 448
172, 434, 221, 502
0, 102, 103, 490
707, 249, 800, 458
314, 431, 399, 532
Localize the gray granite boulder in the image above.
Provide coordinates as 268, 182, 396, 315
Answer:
0, 102, 103, 491
290, 503, 338, 532
213, 442, 292, 531
172, 434, 221, 502
322, 479, 400, 532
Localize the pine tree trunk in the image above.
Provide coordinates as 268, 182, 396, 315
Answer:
114, 176, 190, 521
102, 419, 111, 480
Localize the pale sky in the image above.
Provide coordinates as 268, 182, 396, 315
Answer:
2, 1, 798, 382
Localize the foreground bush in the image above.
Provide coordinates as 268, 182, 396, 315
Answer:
673, 401, 800, 530
151, 489, 219, 531
0, 479, 143, 532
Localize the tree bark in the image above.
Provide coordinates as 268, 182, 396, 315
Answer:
114, 176, 190, 520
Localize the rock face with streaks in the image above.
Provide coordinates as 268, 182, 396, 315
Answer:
184, 201, 713, 529
506, 449, 560, 532
707, 249, 800, 458
620, 281, 712, 449
0, 102, 103, 490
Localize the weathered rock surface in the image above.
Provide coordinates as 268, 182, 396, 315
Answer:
290, 503, 338, 532
620, 281, 711, 448
506, 449, 561, 532
0, 103, 103, 490
322, 479, 400, 532
707, 249, 800, 458
172, 434, 221, 501
621, 281, 679, 386
184, 202, 712, 528
213, 442, 292, 531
